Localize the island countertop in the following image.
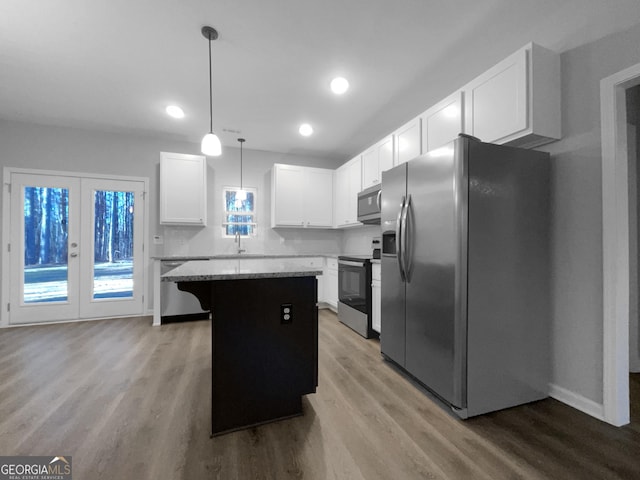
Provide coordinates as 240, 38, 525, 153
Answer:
161, 258, 323, 282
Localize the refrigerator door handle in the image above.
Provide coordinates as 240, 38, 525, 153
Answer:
402, 194, 413, 282
396, 196, 406, 281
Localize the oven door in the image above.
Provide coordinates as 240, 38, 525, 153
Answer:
338, 259, 368, 314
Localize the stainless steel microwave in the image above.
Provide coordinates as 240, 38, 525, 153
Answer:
357, 184, 382, 224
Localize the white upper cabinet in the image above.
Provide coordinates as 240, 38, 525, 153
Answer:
271, 164, 304, 227
159, 152, 207, 226
362, 135, 394, 189
304, 168, 334, 227
421, 91, 464, 153
334, 155, 362, 228
463, 43, 560, 148
394, 116, 422, 165
271, 164, 333, 228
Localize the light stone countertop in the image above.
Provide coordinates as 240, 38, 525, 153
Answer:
161, 258, 323, 282
153, 253, 340, 261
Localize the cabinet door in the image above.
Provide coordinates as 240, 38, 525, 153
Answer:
325, 266, 338, 309
464, 49, 527, 143
372, 280, 381, 333
394, 117, 421, 165
362, 147, 379, 190
378, 135, 394, 174
160, 152, 207, 225
335, 156, 361, 228
271, 164, 304, 227
304, 168, 333, 227
372, 263, 381, 333
334, 164, 349, 227
347, 156, 362, 224
422, 91, 464, 153
362, 135, 394, 189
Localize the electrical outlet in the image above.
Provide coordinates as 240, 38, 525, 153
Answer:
280, 303, 292, 324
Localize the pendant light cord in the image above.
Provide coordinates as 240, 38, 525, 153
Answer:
238, 139, 245, 190
208, 33, 213, 133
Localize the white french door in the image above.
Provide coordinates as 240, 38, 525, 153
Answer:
8, 172, 146, 324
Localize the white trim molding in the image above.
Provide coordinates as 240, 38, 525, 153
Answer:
600, 62, 640, 426
549, 383, 605, 421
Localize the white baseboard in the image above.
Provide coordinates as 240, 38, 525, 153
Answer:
549, 383, 605, 421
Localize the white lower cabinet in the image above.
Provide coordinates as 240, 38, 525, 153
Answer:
323, 257, 339, 309
371, 262, 381, 333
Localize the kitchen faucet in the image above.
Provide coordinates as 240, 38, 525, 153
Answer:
235, 231, 246, 254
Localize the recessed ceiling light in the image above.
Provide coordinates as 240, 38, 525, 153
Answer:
330, 77, 349, 95
166, 105, 185, 119
299, 123, 313, 137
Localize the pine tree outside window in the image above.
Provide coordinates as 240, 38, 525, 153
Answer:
222, 186, 256, 237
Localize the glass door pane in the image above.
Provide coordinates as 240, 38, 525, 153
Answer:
79, 178, 144, 319
92, 190, 135, 299
23, 186, 70, 303
9, 173, 80, 324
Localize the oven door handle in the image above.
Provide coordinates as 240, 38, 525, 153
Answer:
338, 260, 366, 267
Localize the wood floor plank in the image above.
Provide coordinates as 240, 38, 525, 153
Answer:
1, 312, 639, 479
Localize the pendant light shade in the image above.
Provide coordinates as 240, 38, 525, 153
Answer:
201, 132, 222, 156
201, 26, 222, 157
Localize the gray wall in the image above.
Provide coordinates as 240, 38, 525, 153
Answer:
537, 23, 640, 403
0, 120, 343, 314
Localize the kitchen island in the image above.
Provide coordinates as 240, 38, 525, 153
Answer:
162, 258, 322, 436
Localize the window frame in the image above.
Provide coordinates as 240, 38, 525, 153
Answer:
221, 186, 257, 238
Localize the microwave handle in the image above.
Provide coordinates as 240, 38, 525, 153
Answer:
376, 190, 382, 210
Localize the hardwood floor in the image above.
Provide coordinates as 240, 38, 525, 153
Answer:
1, 311, 639, 479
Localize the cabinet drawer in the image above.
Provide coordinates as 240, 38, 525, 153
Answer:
288, 257, 323, 268
326, 257, 338, 270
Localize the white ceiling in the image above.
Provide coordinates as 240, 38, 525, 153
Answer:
2, 0, 640, 161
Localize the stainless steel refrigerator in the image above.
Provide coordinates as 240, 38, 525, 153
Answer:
381, 134, 550, 418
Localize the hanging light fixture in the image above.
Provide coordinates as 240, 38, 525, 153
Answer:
236, 138, 247, 205
201, 26, 222, 157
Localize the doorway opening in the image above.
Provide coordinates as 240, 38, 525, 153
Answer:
1, 169, 149, 326
601, 63, 640, 426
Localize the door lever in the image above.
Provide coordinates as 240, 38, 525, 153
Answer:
70, 252, 78, 258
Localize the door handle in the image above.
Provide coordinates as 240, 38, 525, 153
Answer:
70, 252, 78, 258
402, 194, 412, 282
396, 196, 406, 281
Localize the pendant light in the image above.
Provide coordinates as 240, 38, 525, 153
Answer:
236, 138, 247, 203
201, 26, 222, 157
